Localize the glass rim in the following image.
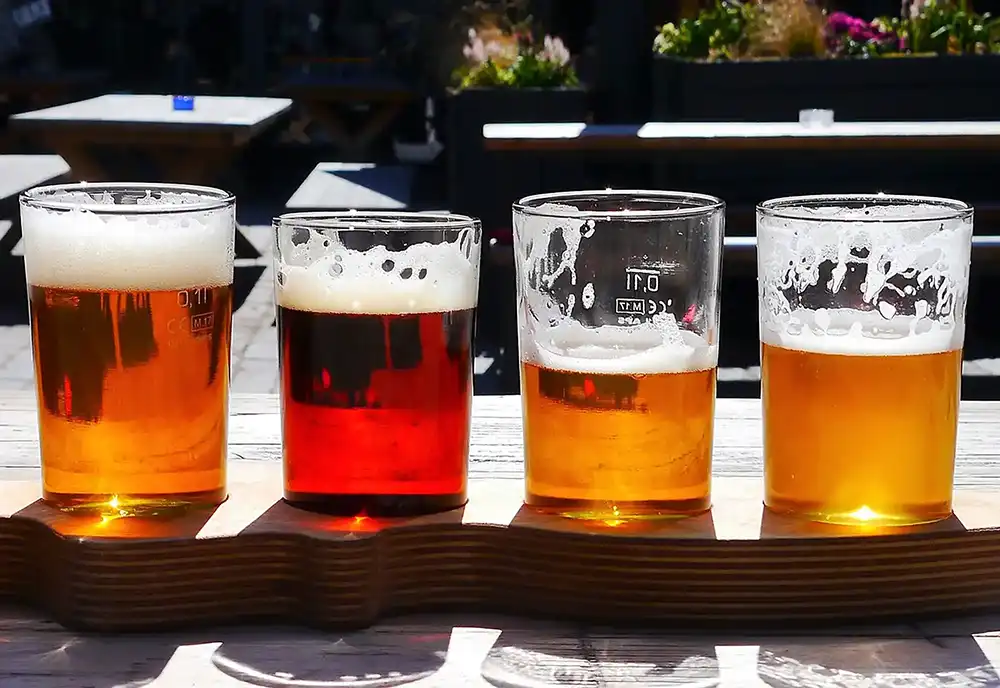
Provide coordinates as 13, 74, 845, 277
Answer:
20, 182, 235, 214
513, 189, 726, 220
757, 193, 973, 223
274, 211, 480, 232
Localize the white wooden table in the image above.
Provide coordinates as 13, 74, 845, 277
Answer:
285, 162, 413, 212
2, 392, 1000, 685
9, 94, 293, 184
0, 154, 68, 206
483, 121, 1000, 152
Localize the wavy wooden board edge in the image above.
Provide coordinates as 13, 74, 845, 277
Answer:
2, 462, 1000, 631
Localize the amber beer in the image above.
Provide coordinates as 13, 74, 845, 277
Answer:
762, 336, 961, 525
30, 282, 232, 512
21, 183, 236, 514
521, 342, 717, 518
279, 297, 474, 515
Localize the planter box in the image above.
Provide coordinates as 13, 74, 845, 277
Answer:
651, 54, 1000, 122
445, 86, 589, 232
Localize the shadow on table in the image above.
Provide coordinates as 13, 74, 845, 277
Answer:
480, 629, 721, 687
2, 610, 997, 687
755, 635, 1000, 687
0, 615, 453, 687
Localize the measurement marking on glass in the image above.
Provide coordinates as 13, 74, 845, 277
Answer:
616, 298, 668, 317
190, 313, 215, 333
616, 298, 646, 315
625, 267, 660, 293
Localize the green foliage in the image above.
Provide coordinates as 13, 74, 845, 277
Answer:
653, 0, 756, 60
653, 0, 1000, 60
887, 0, 1000, 54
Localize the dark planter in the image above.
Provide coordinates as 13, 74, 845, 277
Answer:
652, 54, 1000, 122
446, 87, 588, 396
445, 86, 589, 231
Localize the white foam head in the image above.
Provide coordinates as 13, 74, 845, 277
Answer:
757, 195, 972, 356
761, 308, 960, 356
275, 224, 480, 315
21, 189, 235, 291
524, 315, 718, 374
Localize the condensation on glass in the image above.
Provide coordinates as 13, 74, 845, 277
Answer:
513, 190, 724, 521
272, 212, 482, 516
20, 182, 236, 515
757, 194, 973, 526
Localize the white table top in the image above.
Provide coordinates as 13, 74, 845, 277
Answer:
286, 162, 413, 211
484, 120, 1000, 140
11, 94, 294, 130
0, 155, 69, 203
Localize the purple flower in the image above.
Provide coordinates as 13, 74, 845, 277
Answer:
827, 11, 855, 32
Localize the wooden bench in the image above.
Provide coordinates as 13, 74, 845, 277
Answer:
285, 162, 414, 212
483, 121, 1000, 152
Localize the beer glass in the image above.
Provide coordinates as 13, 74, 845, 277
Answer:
758, 194, 973, 526
513, 190, 724, 519
20, 183, 236, 514
273, 212, 481, 516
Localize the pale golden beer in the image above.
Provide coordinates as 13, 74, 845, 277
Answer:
522, 360, 716, 518
762, 340, 961, 526
21, 183, 236, 514
757, 193, 972, 527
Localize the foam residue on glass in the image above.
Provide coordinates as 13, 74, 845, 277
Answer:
276, 222, 480, 315
516, 202, 718, 374
758, 201, 972, 356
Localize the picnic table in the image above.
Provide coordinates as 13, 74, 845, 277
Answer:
282, 61, 413, 158
3, 391, 1000, 685
0, 154, 63, 314
482, 120, 1000, 152
8, 94, 293, 185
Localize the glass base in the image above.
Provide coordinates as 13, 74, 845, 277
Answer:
43, 487, 227, 517
764, 495, 952, 527
525, 492, 710, 522
283, 490, 467, 518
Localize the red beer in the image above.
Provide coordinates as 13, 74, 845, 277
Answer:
274, 212, 481, 515
279, 305, 474, 514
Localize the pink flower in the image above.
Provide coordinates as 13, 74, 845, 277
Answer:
539, 35, 571, 65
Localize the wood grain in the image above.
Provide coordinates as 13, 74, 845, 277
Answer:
2, 459, 1000, 631
4, 392, 1000, 682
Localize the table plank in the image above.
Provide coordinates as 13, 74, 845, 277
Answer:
285, 162, 413, 211
483, 121, 1000, 152
0, 392, 999, 487
0, 154, 68, 204
10, 94, 293, 134
3, 607, 1000, 686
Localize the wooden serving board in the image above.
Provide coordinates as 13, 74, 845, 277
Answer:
2, 461, 1000, 632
